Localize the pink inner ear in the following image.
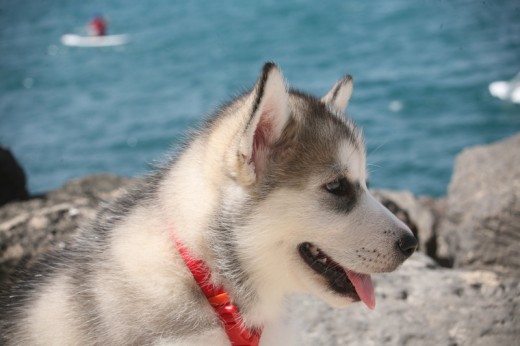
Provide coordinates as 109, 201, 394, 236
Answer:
249, 115, 273, 172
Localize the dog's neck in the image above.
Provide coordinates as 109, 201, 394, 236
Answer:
170, 224, 262, 345
160, 127, 288, 329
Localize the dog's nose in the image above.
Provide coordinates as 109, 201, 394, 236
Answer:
397, 233, 418, 258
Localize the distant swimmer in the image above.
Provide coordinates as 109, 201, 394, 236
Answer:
88, 14, 107, 36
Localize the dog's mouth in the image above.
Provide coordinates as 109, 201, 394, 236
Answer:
298, 242, 375, 309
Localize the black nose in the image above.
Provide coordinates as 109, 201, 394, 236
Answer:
397, 233, 418, 258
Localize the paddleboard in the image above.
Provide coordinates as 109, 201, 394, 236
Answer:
61, 34, 129, 47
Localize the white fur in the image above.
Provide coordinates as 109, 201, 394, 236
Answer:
24, 275, 82, 344
338, 139, 367, 185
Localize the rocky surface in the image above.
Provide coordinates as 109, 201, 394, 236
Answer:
290, 252, 519, 346
438, 134, 520, 274
0, 174, 136, 283
1, 134, 519, 345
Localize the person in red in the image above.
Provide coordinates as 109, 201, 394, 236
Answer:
89, 15, 107, 36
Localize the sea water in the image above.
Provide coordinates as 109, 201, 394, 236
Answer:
1, 0, 519, 197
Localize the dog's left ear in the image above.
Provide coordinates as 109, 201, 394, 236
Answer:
237, 62, 290, 185
322, 75, 353, 113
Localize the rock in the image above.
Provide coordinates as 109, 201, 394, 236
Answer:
0, 147, 29, 207
0, 174, 135, 283
288, 252, 520, 346
438, 134, 520, 274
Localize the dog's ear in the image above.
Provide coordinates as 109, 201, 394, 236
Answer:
322, 75, 353, 113
237, 62, 290, 185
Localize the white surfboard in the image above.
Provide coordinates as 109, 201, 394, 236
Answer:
61, 34, 129, 47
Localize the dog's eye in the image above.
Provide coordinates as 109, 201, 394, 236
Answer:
324, 178, 350, 196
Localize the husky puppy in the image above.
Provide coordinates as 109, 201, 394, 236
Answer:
0, 63, 417, 345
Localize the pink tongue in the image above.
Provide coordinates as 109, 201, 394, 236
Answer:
346, 270, 375, 309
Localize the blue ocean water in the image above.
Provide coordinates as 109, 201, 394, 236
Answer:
1, 0, 519, 197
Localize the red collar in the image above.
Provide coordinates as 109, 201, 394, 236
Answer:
171, 226, 262, 346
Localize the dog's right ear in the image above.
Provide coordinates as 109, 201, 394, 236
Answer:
235, 62, 290, 186
322, 75, 353, 114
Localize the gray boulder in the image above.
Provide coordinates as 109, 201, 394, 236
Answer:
438, 134, 520, 274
